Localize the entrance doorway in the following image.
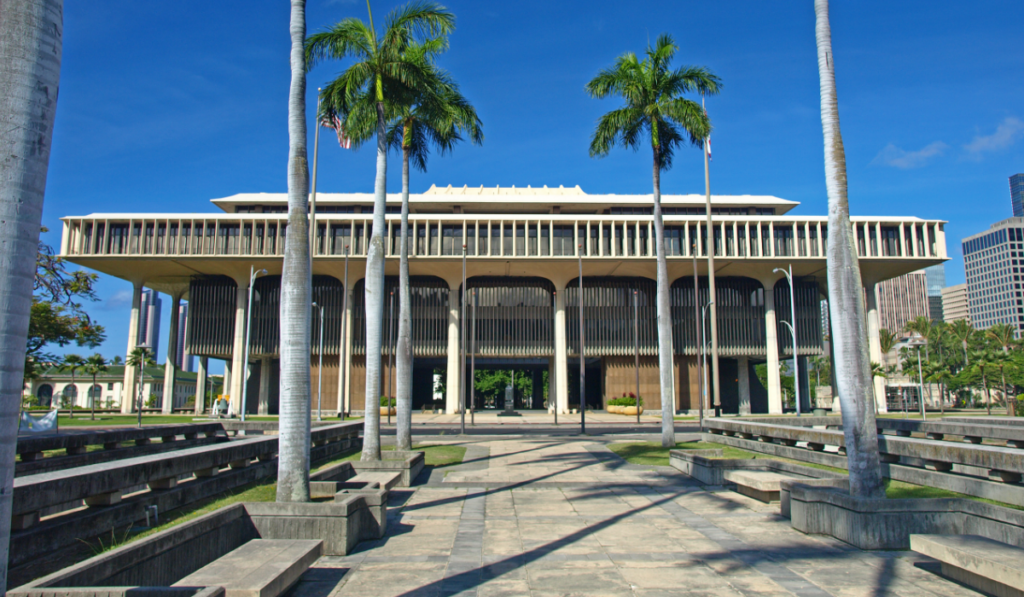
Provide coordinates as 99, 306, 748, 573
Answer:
466, 358, 549, 410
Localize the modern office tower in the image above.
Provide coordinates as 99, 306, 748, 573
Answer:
924, 264, 946, 322
942, 284, 970, 324
175, 303, 194, 372
59, 185, 945, 416
875, 269, 930, 333
1011, 174, 1024, 218
962, 217, 1024, 332
138, 289, 162, 351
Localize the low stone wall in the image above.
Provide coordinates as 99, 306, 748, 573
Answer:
12, 492, 386, 594
16, 435, 228, 477
786, 482, 1024, 550
17, 424, 225, 460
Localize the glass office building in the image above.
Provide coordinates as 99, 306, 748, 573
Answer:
1011, 174, 1024, 218
962, 217, 1024, 332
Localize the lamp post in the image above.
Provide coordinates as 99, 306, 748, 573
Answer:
241, 266, 267, 422
693, 244, 701, 428
312, 301, 324, 421
388, 289, 395, 426
774, 265, 800, 416
340, 244, 349, 420
578, 244, 586, 435
634, 289, 640, 425
471, 288, 477, 425
309, 90, 322, 259
701, 301, 714, 417
460, 244, 467, 435
907, 333, 928, 420
136, 343, 150, 429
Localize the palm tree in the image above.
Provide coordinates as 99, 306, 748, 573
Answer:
277, 0, 313, 503
904, 316, 934, 406
84, 354, 109, 420
307, 1, 454, 461
972, 346, 997, 415
949, 319, 974, 366
814, 0, 884, 498
60, 354, 87, 417
125, 347, 156, 413
987, 322, 1017, 415
586, 34, 720, 448
388, 65, 481, 450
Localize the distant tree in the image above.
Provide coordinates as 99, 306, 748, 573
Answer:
987, 322, 1018, 415
587, 33, 719, 447
125, 347, 156, 414
59, 354, 87, 417
84, 354, 109, 420
949, 319, 974, 365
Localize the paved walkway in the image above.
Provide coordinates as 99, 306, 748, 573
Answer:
400, 411, 666, 426
290, 438, 977, 597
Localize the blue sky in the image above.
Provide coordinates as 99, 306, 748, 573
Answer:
43, 1, 1024, 367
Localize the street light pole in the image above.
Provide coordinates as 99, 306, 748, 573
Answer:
634, 289, 640, 425
702, 301, 714, 417
578, 244, 585, 435
693, 244, 701, 428
471, 288, 477, 425
340, 245, 349, 420
242, 266, 267, 422
908, 333, 928, 421
460, 244, 467, 435
136, 344, 150, 428
309, 91, 322, 260
774, 265, 800, 416
388, 289, 394, 426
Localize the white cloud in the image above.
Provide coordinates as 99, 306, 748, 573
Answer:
964, 117, 1024, 158
101, 289, 133, 311
871, 141, 947, 169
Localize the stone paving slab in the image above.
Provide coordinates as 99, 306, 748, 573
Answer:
286, 438, 981, 597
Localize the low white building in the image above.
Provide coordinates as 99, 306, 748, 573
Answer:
27, 364, 198, 411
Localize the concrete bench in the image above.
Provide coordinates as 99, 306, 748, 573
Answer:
345, 471, 403, 491
911, 534, 1024, 597
723, 470, 796, 502
173, 539, 322, 597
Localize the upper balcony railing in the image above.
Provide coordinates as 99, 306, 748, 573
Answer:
61, 214, 946, 261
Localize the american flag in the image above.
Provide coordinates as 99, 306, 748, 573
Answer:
321, 115, 351, 149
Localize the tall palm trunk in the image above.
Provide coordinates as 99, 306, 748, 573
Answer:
396, 139, 413, 451
1001, 366, 1009, 416
0, 0, 63, 587
814, 0, 884, 498
91, 373, 97, 420
361, 99, 387, 461
652, 146, 675, 447
982, 367, 991, 415
277, 0, 312, 503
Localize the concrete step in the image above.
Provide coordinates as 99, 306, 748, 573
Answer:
173, 539, 322, 597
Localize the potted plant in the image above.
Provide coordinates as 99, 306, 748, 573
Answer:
622, 393, 643, 416
380, 396, 396, 416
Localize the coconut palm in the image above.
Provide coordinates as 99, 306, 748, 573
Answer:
306, 1, 454, 461
987, 322, 1017, 415
971, 345, 998, 415
586, 33, 720, 447
60, 354, 87, 417
84, 353, 109, 420
387, 67, 481, 450
277, 0, 313, 503
949, 319, 974, 366
878, 328, 896, 366
813, 0, 884, 498
904, 316, 935, 406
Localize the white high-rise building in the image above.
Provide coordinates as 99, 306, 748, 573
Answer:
962, 217, 1024, 332
138, 289, 162, 351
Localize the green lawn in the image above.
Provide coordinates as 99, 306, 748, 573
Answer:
316, 443, 467, 470
52, 414, 280, 427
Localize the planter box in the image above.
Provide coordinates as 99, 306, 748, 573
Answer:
350, 450, 424, 487
669, 449, 844, 487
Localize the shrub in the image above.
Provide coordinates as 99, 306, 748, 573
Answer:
380, 396, 395, 407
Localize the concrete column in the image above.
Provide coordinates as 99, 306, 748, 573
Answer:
865, 284, 888, 413
223, 361, 231, 402
445, 284, 461, 414
195, 356, 208, 415
162, 292, 182, 414
764, 285, 783, 414
229, 281, 248, 415
532, 368, 544, 410
554, 290, 569, 414
258, 357, 271, 415
121, 281, 144, 413
737, 356, 751, 415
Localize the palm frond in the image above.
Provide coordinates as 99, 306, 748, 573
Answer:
589, 106, 646, 157
304, 18, 374, 70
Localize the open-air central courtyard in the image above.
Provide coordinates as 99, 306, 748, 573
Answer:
288, 436, 977, 597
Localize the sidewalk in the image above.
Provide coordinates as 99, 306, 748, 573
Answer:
396, 410, 666, 426
288, 436, 975, 597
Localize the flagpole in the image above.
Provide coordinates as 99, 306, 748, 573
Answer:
309, 90, 322, 261
702, 95, 721, 417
